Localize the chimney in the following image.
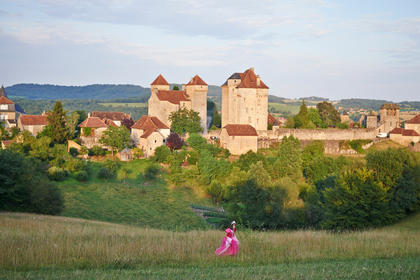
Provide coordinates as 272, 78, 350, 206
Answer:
88, 112, 91, 117
256, 75, 261, 87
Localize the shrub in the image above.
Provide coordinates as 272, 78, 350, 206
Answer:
89, 145, 106, 156
69, 147, 78, 157
144, 164, 160, 180
153, 146, 171, 163
75, 170, 89, 182
98, 167, 114, 179
48, 166, 67, 181
104, 159, 121, 174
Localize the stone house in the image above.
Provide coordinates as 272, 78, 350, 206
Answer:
0, 94, 17, 128
18, 115, 49, 136
220, 124, 258, 155
359, 104, 400, 133
340, 111, 350, 123
91, 111, 131, 127
404, 114, 420, 135
148, 74, 208, 132
131, 115, 170, 157
78, 116, 108, 148
221, 68, 269, 131
389, 127, 420, 146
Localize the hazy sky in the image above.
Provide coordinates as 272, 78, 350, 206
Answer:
1, 0, 419, 101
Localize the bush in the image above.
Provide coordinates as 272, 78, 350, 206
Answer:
48, 166, 67, 181
69, 147, 78, 157
153, 146, 171, 163
144, 164, 160, 180
104, 159, 121, 174
98, 167, 114, 179
75, 170, 89, 182
89, 145, 106, 156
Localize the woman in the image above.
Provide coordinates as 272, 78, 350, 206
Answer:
215, 221, 239, 256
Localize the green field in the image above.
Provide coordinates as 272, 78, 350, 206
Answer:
0, 212, 419, 279
60, 160, 210, 230
268, 102, 301, 115
99, 102, 147, 108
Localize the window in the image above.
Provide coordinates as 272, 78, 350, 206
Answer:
0, 105, 7, 110
155, 140, 157, 143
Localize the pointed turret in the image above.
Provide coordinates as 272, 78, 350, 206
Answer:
186, 75, 208, 86
151, 74, 169, 86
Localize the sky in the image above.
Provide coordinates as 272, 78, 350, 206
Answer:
0, 0, 420, 101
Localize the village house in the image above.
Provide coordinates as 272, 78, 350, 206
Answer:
78, 116, 108, 148
359, 104, 400, 133
148, 74, 208, 132
220, 124, 258, 155
0, 86, 17, 128
18, 114, 48, 136
340, 111, 350, 124
389, 127, 420, 146
404, 114, 420, 135
131, 115, 170, 157
90, 111, 131, 126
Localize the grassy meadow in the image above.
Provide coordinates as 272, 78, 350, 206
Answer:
59, 159, 211, 230
0, 212, 419, 279
98, 102, 147, 108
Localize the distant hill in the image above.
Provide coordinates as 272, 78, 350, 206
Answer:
5, 84, 150, 100
299, 96, 329, 102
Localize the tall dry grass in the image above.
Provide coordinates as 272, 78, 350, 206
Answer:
1, 212, 419, 269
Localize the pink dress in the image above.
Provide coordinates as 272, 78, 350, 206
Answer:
215, 228, 239, 256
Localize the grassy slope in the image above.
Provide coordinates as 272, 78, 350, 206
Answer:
0, 212, 419, 279
60, 160, 210, 230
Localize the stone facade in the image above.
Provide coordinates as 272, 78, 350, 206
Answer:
404, 114, 420, 135
131, 115, 170, 157
378, 103, 400, 133
18, 114, 48, 136
148, 74, 208, 132
0, 95, 17, 128
389, 127, 420, 146
220, 124, 258, 155
221, 68, 268, 131
78, 117, 108, 148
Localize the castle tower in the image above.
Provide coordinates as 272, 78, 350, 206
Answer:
379, 103, 400, 133
150, 74, 170, 93
221, 68, 269, 131
183, 75, 208, 133
0, 85, 6, 97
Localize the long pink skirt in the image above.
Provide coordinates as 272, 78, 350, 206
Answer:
215, 237, 239, 256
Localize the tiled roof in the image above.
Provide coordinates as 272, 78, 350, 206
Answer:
104, 119, 118, 127
19, 115, 48, 126
131, 115, 169, 138
2, 139, 16, 147
406, 114, 420, 124
223, 124, 258, 136
221, 68, 268, 89
402, 129, 420, 136
186, 75, 208, 86
91, 111, 130, 121
389, 128, 404, 134
268, 113, 277, 125
156, 90, 190, 105
151, 74, 169, 86
380, 103, 400, 110
78, 117, 107, 128
0, 96, 14, 104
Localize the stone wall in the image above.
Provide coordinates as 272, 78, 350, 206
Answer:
258, 128, 377, 141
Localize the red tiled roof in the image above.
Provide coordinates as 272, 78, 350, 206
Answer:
224, 124, 258, 136
2, 139, 16, 147
104, 119, 118, 127
186, 75, 208, 86
406, 114, 420, 124
268, 113, 277, 125
151, 74, 169, 86
389, 128, 404, 134
0, 96, 14, 104
237, 68, 269, 89
156, 90, 190, 105
19, 115, 48, 126
131, 116, 169, 138
78, 117, 107, 128
91, 111, 130, 121
402, 129, 420, 136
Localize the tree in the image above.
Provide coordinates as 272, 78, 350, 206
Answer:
121, 118, 135, 129
316, 101, 340, 127
166, 133, 184, 151
46, 101, 69, 144
187, 133, 207, 150
66, 111, 80, 139
169, 108, 202, 135
248, 161, 271, 188
99, 126, 130, 156
212, 110, 221, 128
172, 85, 180, 90
271, 136, 302, 179
308, 108, 325, 128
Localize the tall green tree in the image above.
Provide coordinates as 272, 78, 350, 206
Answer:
99, 126, 130, 156
169, 108, 202, 135
46, 101, 69, 143
316, 101, 341, 127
